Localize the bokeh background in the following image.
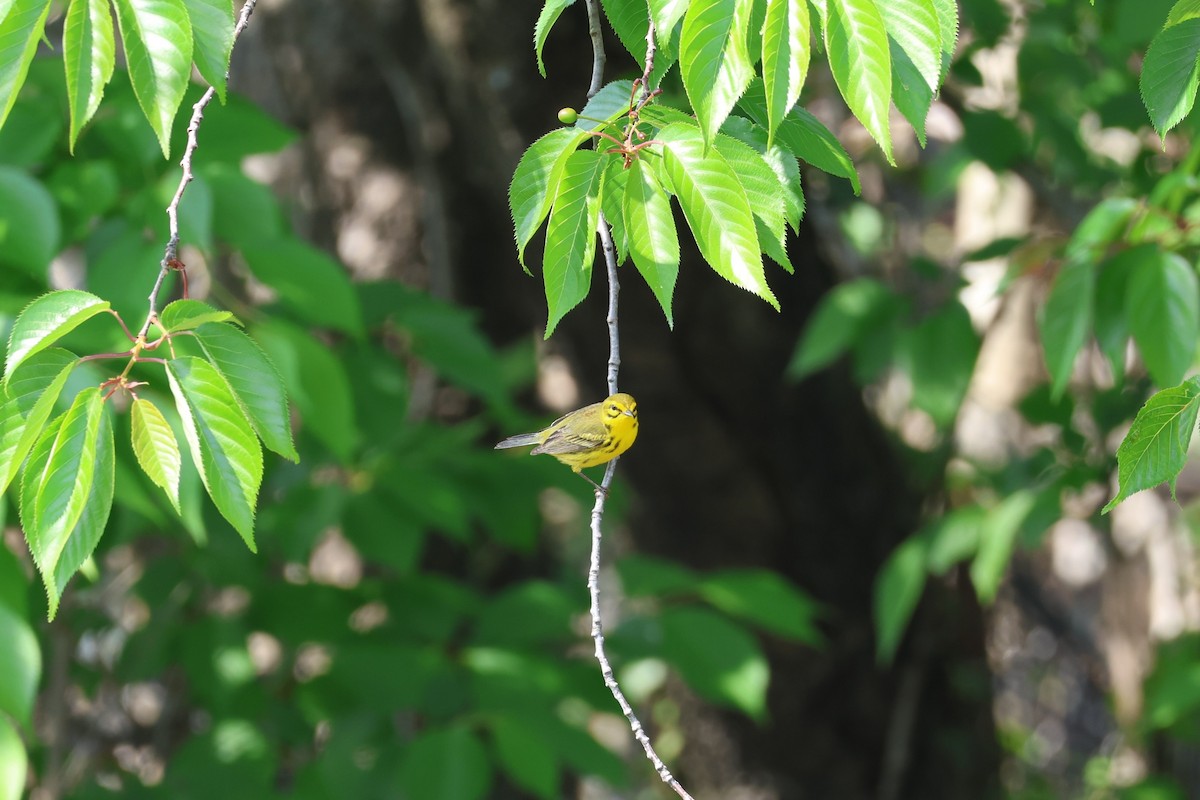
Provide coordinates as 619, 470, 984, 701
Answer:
5, 0, 1200, 798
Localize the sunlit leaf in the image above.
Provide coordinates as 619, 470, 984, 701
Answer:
131, 397, 181, 512
1141, 16, 1200, 139
1105, 377, 1200, 511
658, 122, 777, 308
0, 348, 79, 495
0, 0, 52, 131
761, 0, 810, 144
543, 148, 605, 337
5, 290, 109, 376
157, 298, 236, 333
1127, 250, 1199, 387
738, 80, 861, 193
623, 158, 679, 327
21, 388, 113, 619
167, 356, 263, 549
64, 0, 117, 151
534, 0, 576, 77
112, 0, 194, 157
825, 0, 893, 163
680, 0, 755, 143
192, 321, 297, 461
181, 0, 233, 101
509, 128, 588, 270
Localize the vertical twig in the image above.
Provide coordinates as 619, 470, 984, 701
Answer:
581, 4, 693, 798
138, 0, 260, 340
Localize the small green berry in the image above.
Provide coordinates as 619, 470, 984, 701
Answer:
558, 107, 579, 125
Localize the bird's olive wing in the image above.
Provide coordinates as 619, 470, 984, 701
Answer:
532, 410, 608, 455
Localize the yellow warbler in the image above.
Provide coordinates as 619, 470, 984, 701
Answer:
494, 393, 639, 488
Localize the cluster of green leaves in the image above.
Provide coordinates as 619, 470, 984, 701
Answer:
518, 0, 956, 335
1141, 0, 1200, 140
0, 59, 305, 619
0, 0, 235, 155
2, 45, 827, 798
788, 0, 1200, 675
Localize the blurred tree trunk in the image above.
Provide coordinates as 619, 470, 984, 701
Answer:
235, 0, 1001, 795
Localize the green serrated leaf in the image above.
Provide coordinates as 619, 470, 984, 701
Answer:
1141, 17, 1200, 140
601, 0, 651, 70
660, 606, 768, 719
761, 0, 810, 145
1106, 377, 1200, 511
192, 321, 297, 462
6, 290, 109, 377
534, 0, 576, 77
574, 79, 636, 132
0, 0, 52, 131
680, 0, 755, 144
0, 605, 38, 729
181, 0, 233, 101
601, 159, 630, 264
167, 356, 263, 550
543, 149, 605, 338
509, 128, 588, 271
157, 298, 236, 333
131, 397, 181, 513
112, 0, 194, 157
658, 122, 777, 308
739, 80, 861, 193
877, 0, 940, 93
240, 238, 364, 337
21, 388, 112, 619
874, 535, 926, 664
1039, 255, 1095, 400
890, 38, 934, 145
649, 0, 688, 48
722, 116, 806, 229
64, 0, 117, 152
0, 166, 62, 277
826, 0, 892, 163
930, 0, 957, 84
1128, 250, 1199, 387
713, 132, 788, 263
0, 348, 79, 495
623, 158, 679, 327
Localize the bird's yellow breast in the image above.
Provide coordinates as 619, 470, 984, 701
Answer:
555, 410, 638, 471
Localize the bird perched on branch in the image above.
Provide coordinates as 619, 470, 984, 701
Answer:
494, 393, 639, 490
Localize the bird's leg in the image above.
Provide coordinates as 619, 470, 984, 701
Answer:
578, 470, 607, 495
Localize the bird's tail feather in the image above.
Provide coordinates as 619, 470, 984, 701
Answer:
494, 432, 542, 450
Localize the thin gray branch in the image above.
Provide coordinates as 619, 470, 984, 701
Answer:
581, 1, 693, 797
139, 0, 260, 339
